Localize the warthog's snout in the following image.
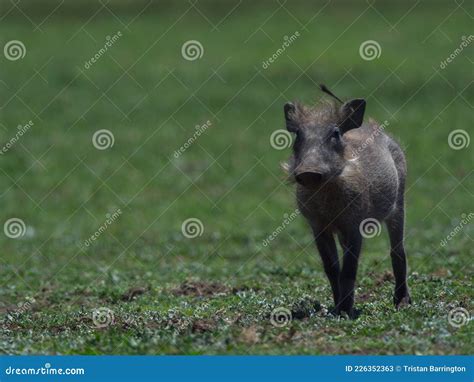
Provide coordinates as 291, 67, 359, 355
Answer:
295, 171, 324, 188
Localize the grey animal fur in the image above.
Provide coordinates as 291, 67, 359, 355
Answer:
283, 94, 411, 318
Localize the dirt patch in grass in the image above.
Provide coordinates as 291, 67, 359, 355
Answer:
191, 319, 217, 333
0, 305, 17, 314
275, 328, 298, 343
172, 281, 229, 297
121, 286, 148, 301
240, 326, 260, 345
358, 292, 375, 302
374, 270, 394, 286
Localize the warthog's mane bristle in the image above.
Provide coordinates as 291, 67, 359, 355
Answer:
293, 99, 340, 126
280, 161, 296, 184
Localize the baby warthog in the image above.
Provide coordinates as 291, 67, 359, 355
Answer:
283, 85, 411, 318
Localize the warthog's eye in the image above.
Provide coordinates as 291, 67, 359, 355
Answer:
329, 128, 343, 150
330, 128, 341, 141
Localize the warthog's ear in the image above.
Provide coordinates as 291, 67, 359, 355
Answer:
284, 102, 298, 133
340, 99, 366, 133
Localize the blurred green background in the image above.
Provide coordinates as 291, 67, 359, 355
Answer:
0, 0, 472, 354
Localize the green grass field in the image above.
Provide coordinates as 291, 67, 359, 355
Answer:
0, 1, 472, 355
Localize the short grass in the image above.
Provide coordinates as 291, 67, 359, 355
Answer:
0, 1, 472, 355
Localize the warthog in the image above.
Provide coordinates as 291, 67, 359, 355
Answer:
283, 85, 411, 318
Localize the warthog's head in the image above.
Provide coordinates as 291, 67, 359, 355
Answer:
283, 86, 366, 189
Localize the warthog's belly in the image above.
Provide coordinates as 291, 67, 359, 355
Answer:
296, 184, 367, 232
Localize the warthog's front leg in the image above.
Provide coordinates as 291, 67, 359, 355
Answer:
312, 227, 340, 310
337, 229, 362, 318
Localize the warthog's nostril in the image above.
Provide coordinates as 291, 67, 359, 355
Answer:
295, 172, 323, 188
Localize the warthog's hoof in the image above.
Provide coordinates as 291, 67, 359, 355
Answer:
346, 307, 362, 320
394, 295, 412, 309
329, 306, 361, 320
